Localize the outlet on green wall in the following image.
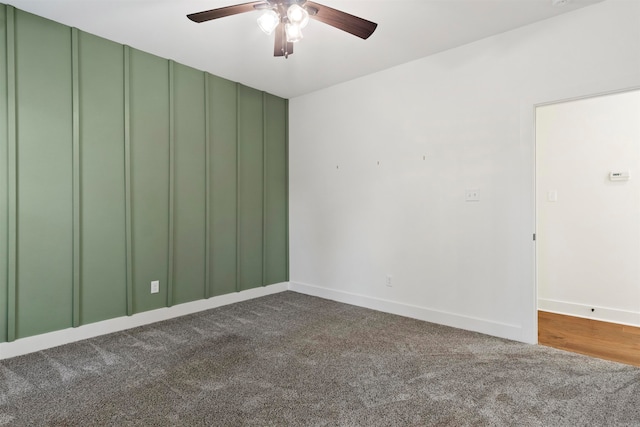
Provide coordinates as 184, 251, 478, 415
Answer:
0, 4, 289, 342
130, 47, 171, 314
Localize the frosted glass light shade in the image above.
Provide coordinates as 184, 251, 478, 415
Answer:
257, 10, 280, 35
287, 4, 309, 28
285, 23, 303, 43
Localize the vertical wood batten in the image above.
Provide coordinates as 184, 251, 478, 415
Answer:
71, 27, 81, 327
204, 74, 211, 299
123, 45, 133, 316
167, 60, 175, 307
0, 5, 7, 342
235, 83, 241, 293
285, 99, 290, 281
262, 92, 267, 286
6, 5, 17, 342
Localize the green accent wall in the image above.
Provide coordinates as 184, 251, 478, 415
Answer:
77, 31, 127, 325
0, 4, 288, 342
264, 94, 289, 285
15, 10, 74, 338
208, 75, 238, 297
129, 48, 171, 314
238, 85, 264, 291
173, 63, 206, 305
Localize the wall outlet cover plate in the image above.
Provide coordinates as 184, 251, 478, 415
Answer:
465, 189, 480, 202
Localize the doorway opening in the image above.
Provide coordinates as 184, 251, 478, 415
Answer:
535, 89, 640, 366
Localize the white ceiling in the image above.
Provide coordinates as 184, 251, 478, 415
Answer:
5, 0, 603, 98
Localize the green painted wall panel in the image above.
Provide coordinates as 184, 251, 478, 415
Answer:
130, 48, 170, 313
15, 11, 73, 338
0, 5, 8, 341
264, 94, 288, 285
173, 63, 206, 304
0, 3, 288, 342
78, 31, 127, 324
209, 75, 238, 296
237, 85, 264, 291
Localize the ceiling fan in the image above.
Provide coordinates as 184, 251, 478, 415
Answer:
187, 1, 378, 58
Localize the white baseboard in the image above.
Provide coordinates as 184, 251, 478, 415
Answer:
0, 283, 289, 360
289, 281, 525, 343
538, 298, 640, 327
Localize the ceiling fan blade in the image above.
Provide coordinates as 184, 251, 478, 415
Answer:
187, 1, 267, 23
274, 23, 294, 57
305, 1, 377, 40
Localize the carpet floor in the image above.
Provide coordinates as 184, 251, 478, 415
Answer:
0, 291, 639, 426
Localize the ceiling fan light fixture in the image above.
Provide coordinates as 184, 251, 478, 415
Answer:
187, 1, 378, 58
257, 9, 280, 35
287, 4, 309, 28
285, 22, 303, 43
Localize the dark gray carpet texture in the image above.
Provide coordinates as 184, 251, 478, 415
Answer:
1, 291, 639, 426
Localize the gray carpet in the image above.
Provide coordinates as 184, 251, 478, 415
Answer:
0, 291, 639, 426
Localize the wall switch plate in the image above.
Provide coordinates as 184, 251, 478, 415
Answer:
465, 189, 480, 202
386, 275, 393, 287
547, 190, 558, 202
151, 280, 159, 294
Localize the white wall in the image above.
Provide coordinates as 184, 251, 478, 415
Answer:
537, 90, 640, 326
289, 0, 640, 344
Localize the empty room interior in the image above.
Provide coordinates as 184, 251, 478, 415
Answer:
1, 0, 639, 424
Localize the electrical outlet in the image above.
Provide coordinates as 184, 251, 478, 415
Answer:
386, 275, 393, 287
465, 189, 480, 202
151, 280, 159, 294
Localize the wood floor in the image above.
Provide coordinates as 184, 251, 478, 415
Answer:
538, 310, 640, 367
